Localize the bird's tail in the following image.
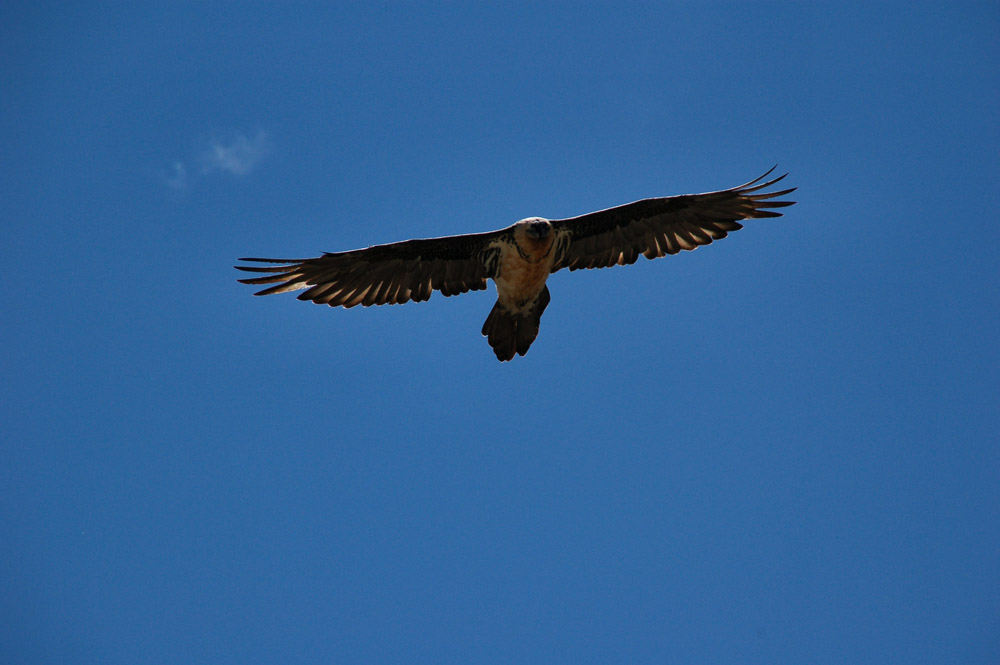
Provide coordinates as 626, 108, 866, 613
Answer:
481, 287, 550, 362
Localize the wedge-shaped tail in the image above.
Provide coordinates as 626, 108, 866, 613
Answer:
481, 286, 551, 362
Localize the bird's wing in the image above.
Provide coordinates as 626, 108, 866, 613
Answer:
549, 168, 796, 272
236, 228, 509, 307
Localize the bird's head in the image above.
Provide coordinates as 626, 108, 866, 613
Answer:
518, 217, 552, 240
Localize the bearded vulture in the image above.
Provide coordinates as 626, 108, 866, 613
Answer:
236, 167, 795, 361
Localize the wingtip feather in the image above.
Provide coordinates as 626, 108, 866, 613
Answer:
730, 165, 780, 191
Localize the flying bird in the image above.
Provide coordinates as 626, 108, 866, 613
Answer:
236, 167, 795, 361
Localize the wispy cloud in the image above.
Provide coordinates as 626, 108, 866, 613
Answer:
164, 161, 188, 190
200, 130, 270, 176
163, 129, 270, 190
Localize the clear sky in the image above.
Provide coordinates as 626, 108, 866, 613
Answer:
3, 2, 998, 663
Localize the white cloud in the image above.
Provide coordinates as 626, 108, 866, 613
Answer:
163, 129, 271, 190
199, 130, 270, 176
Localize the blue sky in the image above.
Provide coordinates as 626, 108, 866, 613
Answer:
2, 2, 998, 663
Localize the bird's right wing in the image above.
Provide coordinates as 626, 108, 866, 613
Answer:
236, 229, 509, 307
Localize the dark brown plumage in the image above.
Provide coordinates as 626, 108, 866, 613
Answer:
237, 167, 795, 360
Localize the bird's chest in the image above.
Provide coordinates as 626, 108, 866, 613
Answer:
494, 240, 555, 311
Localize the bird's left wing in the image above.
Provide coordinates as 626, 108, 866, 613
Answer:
236, 229, 508, 307
549, 168, 795, 272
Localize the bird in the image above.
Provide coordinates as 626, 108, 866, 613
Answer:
236, 167, 795, 361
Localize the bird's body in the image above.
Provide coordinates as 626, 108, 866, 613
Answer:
480, 218, 557, 359
237, 168, 795, 361
494, 219, 557, 311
